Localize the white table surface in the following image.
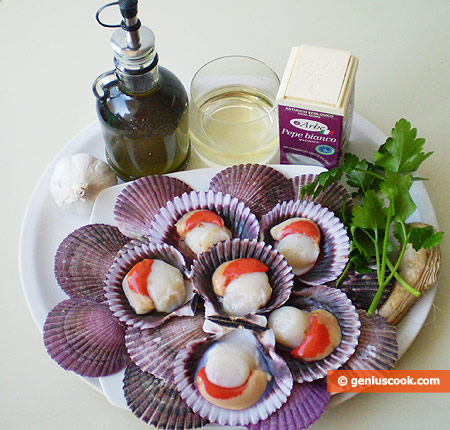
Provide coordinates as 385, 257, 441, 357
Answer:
2, 0, 449, 429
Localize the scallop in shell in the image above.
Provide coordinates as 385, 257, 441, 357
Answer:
291, 173, 353, 215
43, 298, 128, 377
114, 175, 193, 238
54, 224, 129, 303
173, 329, 293, 427
342, 310, 398, 371
209, 164, 295, 218
104, 239, 195, 329
191, 238, 294, 320
125, 312, 206, 383
148, 190, 260, 266
272, 286, 360, 383
260, 200, 350, 285
123, 362, 207, 429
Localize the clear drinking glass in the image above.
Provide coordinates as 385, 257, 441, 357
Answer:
189, 56, 280, 166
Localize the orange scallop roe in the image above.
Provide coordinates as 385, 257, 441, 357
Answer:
222, 258, 269, 289
184, 210, 224, 233
290, 314, 330, 360
280, 219, 320, 243
196, 366, 250, 400
127, 259, 154, 297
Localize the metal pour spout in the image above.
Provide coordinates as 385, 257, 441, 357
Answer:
96, 0, 157, 74
118, 0, 141, 50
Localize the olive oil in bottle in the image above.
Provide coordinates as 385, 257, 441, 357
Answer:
93, 0, 190, 181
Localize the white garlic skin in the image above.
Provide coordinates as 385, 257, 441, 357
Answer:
50, 153, 117, 215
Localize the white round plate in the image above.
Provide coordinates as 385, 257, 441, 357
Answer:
19, 113, 440, 409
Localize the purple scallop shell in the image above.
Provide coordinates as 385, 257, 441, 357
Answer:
326, 260, 394, 311
125, 312, 206, 383
342, 310, 398, 371
259, 200, 350, 285
291, 174, 353, 214
148, 190, 260, 266
104, 239, 195, 329
173, 329, 293, 427
209, 164, 295, 219
114, 175, 193, 238
54, 224, 129, 303
191, 238, 294, 320
123, 362, 208, 429
278, 286, 361, 383
246, 379, 330, 430
43, 298, 128, 377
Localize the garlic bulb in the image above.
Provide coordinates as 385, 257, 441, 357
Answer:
50, 153, 117, 215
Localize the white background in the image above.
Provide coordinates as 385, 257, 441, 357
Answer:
1, 0, 449, 429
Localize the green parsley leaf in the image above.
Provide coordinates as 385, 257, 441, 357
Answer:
346, 158, 382, 193
351, 226, 377, 260
379, 172, 416, 222
351, 190, 388, 230
301, 153, 357, 199
301, 167, 344, 199
373, 118, 433, 173
408, 225, 444, 251
348, 249, 372, 274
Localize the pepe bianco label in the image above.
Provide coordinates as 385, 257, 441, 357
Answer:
278, 106, 343, 168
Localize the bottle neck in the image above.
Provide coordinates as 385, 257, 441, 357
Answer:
114, 52, 159, 94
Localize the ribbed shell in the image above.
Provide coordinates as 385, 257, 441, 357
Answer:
54, 224, 129, 303
43, 298, 128, 377
114, 175, 193, 238
123, 362, 207, 430
190, 238, 294, 320
208, 164, 295, 219
279, 286, 361, 383
125, 313, 206, 383
291, 174, 353, 214
246, 380, 330, 430
173, 329, 293, 427
104, 240, 194, 329
342, 310, 398, 371
148, 190, 260, 266
260, 200, 350, 285
326, 261, 394, 311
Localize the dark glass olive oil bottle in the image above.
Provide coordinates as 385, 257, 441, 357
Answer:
93, 0, 190, 181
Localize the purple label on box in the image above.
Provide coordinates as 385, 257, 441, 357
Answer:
278, 105, 343, 169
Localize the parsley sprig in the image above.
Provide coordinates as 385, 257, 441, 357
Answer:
302, 119, 443, 315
